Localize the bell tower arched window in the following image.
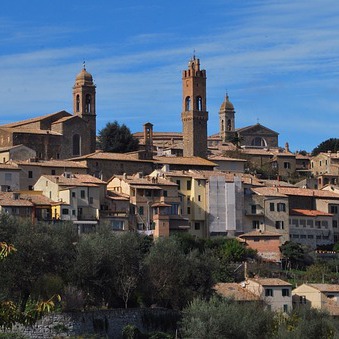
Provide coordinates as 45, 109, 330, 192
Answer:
221, 120, 224, 132
73, 134, 81, 156
76, 95, 80, 112
227, 119, 232, 131
85, 94, 91, 113
185, 96, 191, 111
196, 96, 202, 111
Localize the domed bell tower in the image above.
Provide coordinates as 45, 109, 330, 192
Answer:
219, 93, 236, 143
181, 55, 208, 158
73, 64, 96, 153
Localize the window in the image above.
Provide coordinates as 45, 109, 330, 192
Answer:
73, 134, 81, 156
76, 94, 80, 112
85, 94, 91, 113
322, 221, 328, 228
282, 288, 290, 297
330, 205, 338, 214
198, 195, 201, 202
308, 235, 314, 239
300, 235, 306, 239
163, 190, 168, 197
139, 206, 144, 215
307, 220, 314, 228
72, 192, 76, 198
51, 169, 56, 175
80, 190, 85, 199
187, 180, 192, 190
196, 96, 202, 111
292, 219, 299, 227
28, 185, 33, 190
195, 222, 200, 230
277, 203, 286, 212
284, 162, 291, 169
270, 203, 274, 211
276, 221, 284, 229
251, 205, 257, 214
333, 220, 338, 228
4, 173, 11, 181
187, 207, 191, 214
252, 220, 260, 229
185, 96, 191, 111
176, 180, 181, 190
265, 289, 273, 297
28, 171, 33, 179
315, 221, 321, 229
283, 304, 289, 313
89, 197, 93, 204
72, 210, 76, 216
62, 208, 69, 215
300, 296, 306, 304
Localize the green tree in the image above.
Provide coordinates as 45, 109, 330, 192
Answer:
311, 138, 339, 156
181, 297, 275, 339
0, 219, 77, 312
97, 121, 139, 153
143, 237, 216, 309
280, 241, 312, 270
73, 228, 148, 308
0, 242, 60, 330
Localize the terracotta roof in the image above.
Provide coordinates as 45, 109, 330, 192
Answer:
42, 174, 102, 187
15, 159, 87, 168
0, 110, 71, 128
290, 209, 333, 217
259, 180, 296, 187
251, 187, 288, 197
19, 193, 53, 205
256, 186, 339, 199
72, 174, 105, 184
239, 230, 282, 238
113, 174, 177, 187
307, 284, 339, 293
0, 163, 20, 170
249, 278, 292, 286
106, 190, 129, 201
0, 192, 33, 207
162, 170, 206, 180
70, 151, 153, 163
214, 283, 260, 301
0, 127, 62, 136
154, 156, 216, 167
208, 155, 247, 162
51, 116, 78, 124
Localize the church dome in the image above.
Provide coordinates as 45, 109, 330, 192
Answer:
75, 67, 93, 85
219, 94, 234, 111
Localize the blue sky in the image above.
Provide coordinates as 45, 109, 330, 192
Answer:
1, 0, 339, 152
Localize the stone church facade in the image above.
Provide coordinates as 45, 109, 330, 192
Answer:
218, 94, 279, 148
0, 67, 96, 160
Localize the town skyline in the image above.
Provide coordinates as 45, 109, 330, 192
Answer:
1, 0, 339, 152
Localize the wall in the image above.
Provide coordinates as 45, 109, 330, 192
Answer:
6, 308, 180, 339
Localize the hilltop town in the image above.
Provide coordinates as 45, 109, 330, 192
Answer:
2, 56, 339, 337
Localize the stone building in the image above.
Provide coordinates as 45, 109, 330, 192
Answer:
0, 66, 97, 160
218, 94, 279, 148
181, 55, 208, 158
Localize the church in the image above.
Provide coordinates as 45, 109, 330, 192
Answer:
0, 66, 97, 160
136, 55, 280, 156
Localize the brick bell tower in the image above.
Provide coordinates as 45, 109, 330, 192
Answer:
181, 55, 208, 158
73, 63, 97, 154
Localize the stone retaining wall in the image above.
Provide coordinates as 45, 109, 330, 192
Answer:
4, 308, 180, 338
